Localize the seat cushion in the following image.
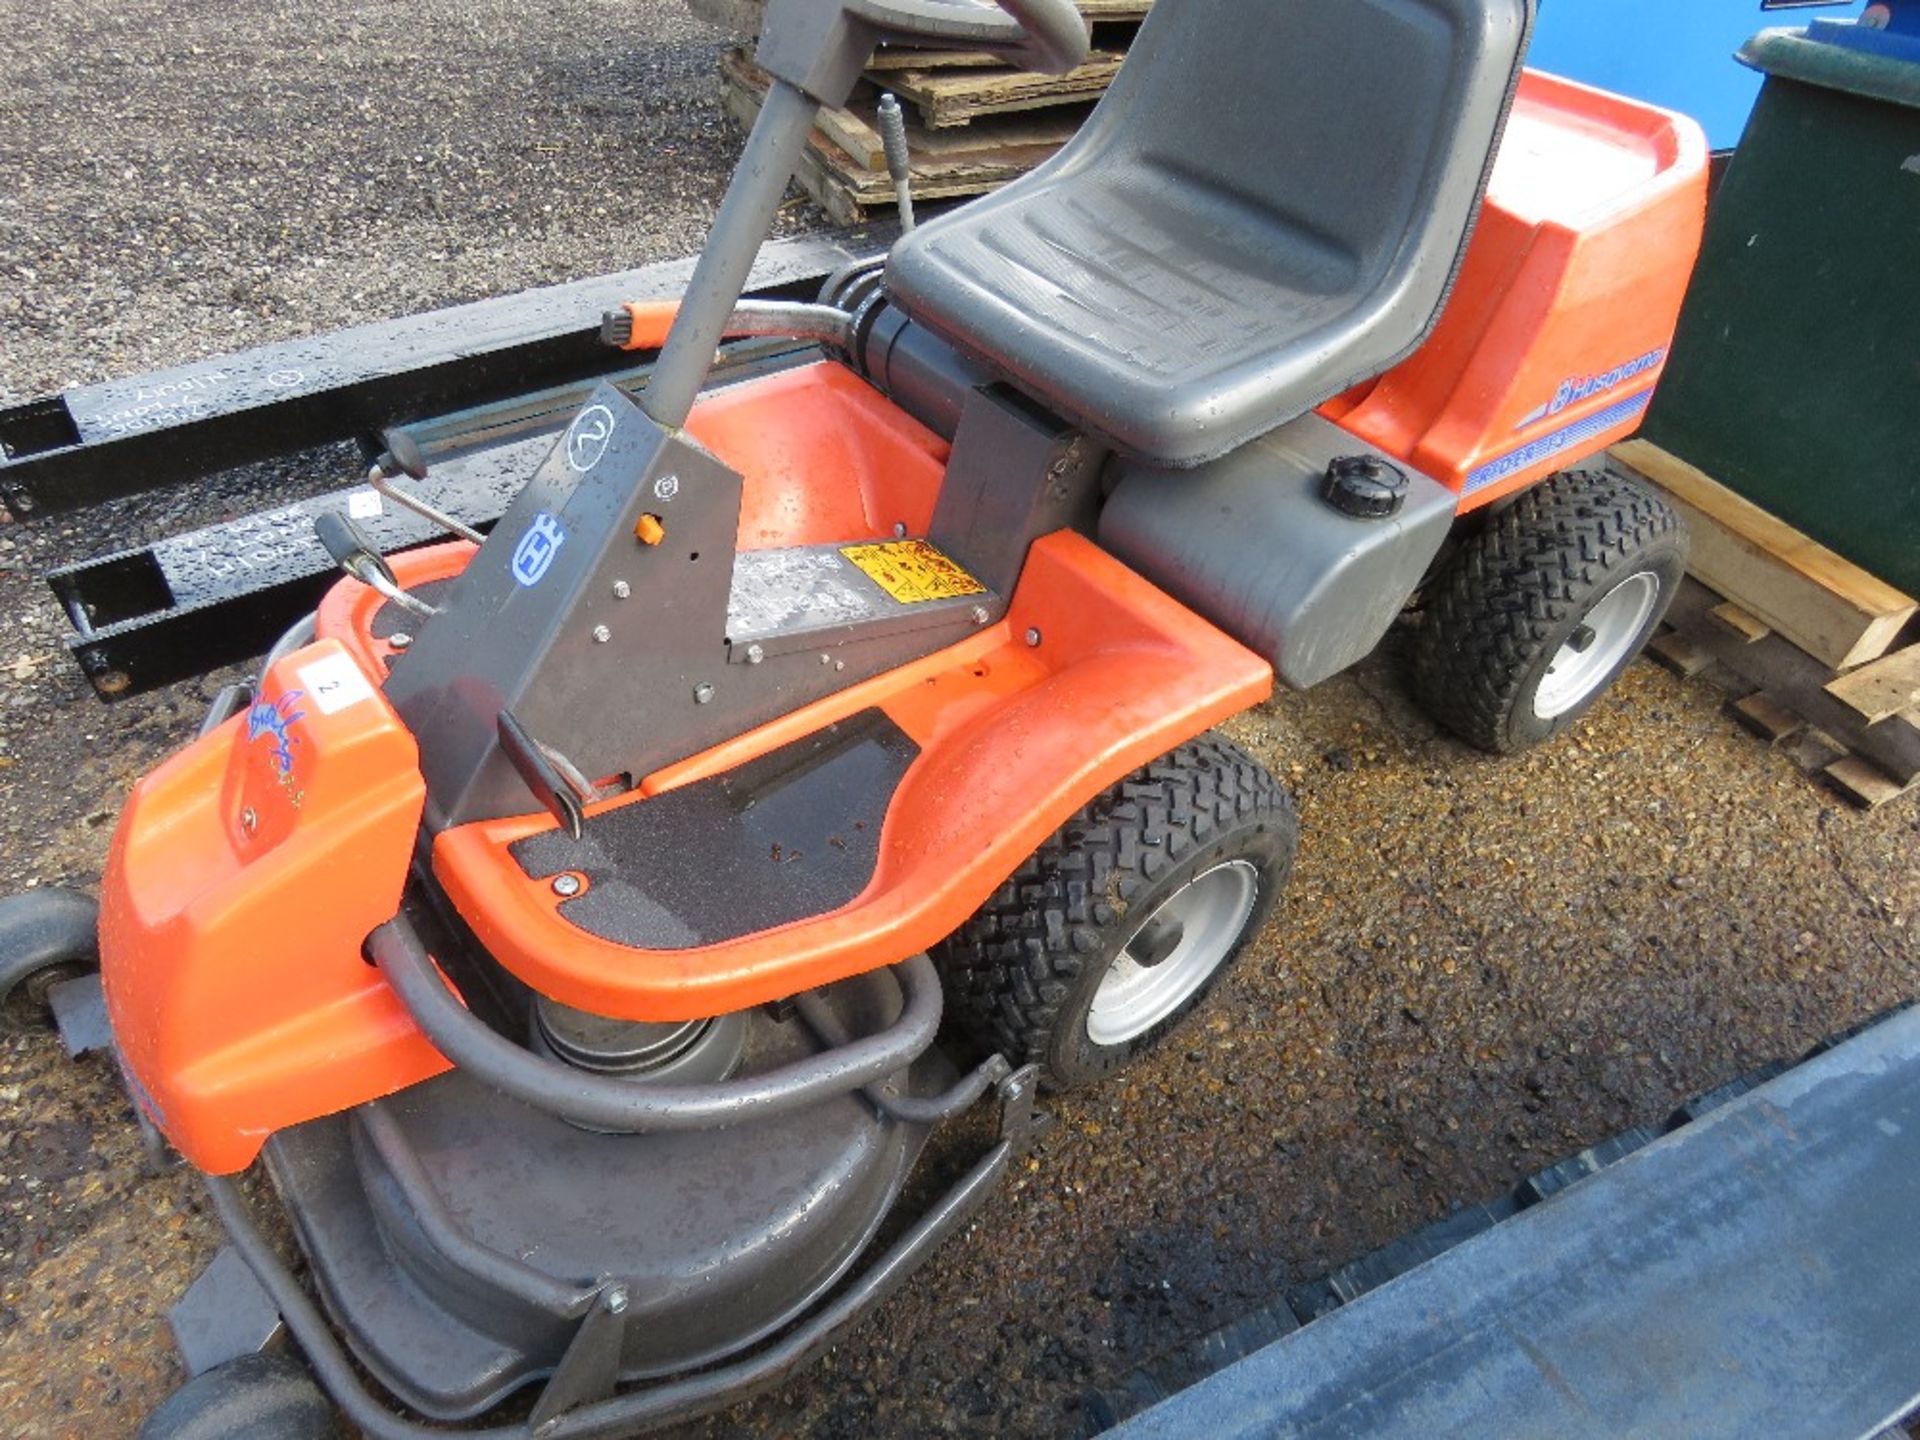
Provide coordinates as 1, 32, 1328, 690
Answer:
885, 0, 1533, 467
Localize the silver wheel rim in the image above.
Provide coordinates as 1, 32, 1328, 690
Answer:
1086, 861, 1261, 1047
1533, 571, 1661, 720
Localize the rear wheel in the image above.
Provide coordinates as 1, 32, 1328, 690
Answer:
934, 735, 1296, 1090
1410, 468, 1687, 754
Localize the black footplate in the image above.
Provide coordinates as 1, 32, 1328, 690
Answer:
510, 709, 919, 949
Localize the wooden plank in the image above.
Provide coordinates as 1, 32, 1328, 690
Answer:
1612, 440, 1917, 671
1781, 727, 1850, 776
722, 81, 1061, 226
1709, 601, 1771, 644
724, 51, 889, 168
725, 53, 1065, 185
1861, 711, 1920, 788
885, 51, 1125, 127
1647, 630, 1713, 679
867, 47, 1007, 72
727, 52, 1086, 173
1661, 578, 1920, 791
1823, 756, 1910, 810
694, 0, 1150, 36
1730, 692, 1804, 744
869, 13, 1143, 70
1825, 643, 1920, 725
907, 106, 1085, 157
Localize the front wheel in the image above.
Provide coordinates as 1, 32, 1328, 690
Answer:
1410, 468, 1687, 755
139, 1352, 337, 1440
933, 735, 1296, 1091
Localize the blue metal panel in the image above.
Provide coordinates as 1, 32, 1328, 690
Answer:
1529, 0, 1865, 148
1111, 1006, 1920, 1440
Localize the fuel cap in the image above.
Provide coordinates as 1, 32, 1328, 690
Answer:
1323, 455, 1409, 518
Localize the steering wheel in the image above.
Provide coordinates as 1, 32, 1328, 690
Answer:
846, 0, 1091, 76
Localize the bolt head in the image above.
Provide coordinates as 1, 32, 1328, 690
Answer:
388, 631, 413, 650
605, 1286, 629, 1314
612, 580, 632, 600
969, 605, 991, 626
592, 625, 612, 644
745, 643, 765, 665
1025, 627, 1042, 648
552, 873, 583, 898
240, 807, 258, 834
694, 682, 715, 704
893, 521, 908, 538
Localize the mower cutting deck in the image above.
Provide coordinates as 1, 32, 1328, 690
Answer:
0, 0, 1715, 1435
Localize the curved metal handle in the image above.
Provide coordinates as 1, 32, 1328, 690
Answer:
368, 913, 944, 1134
848, 0, 1090, 76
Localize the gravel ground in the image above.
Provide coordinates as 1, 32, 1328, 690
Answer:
2, 3, 1917, 1438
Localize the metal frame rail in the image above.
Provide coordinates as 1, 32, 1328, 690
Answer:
5, 230, 884, 698
1106, 1003, 1920, 1440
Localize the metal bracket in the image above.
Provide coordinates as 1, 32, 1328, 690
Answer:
497, 709, 589, 842
168, 1245, 285, 1379
529, 1283, 630, 1433
995, 1063, 1051, 1156
48, 973, 111, 1057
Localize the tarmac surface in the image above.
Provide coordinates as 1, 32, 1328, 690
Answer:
2, 3, 1917, 1437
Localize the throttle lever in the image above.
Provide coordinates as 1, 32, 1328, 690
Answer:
366, 428, 483, 546
313, 510, 439, 619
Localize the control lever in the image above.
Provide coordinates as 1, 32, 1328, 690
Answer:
877, 93, 916, 233
313, 509, 440, 619
497, 708, 596, 841
366, 428, 484, 545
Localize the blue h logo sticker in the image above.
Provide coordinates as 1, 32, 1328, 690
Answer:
511, 513, 566, 588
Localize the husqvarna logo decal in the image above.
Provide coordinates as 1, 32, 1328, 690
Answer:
512, 513, 567, 588
247, 690, 306, 775
1515, 348, 1666, 430
567, 404, 616, 473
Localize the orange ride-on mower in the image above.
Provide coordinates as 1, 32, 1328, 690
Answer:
0, 0, 1710, 1434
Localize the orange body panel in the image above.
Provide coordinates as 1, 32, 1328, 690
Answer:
98, 640, 448, 1174
432, 531, 1273, 1021
685, 360, 949, 550
1324, 70, 1708, 509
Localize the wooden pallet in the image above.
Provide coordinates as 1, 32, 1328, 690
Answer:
876, 49, 1125, 127
724, 49, 1088, 223
1613, 440, 1917, 671
1608, 442, 1920, 805
699, 0, 1145, 221
1646, 579, 1920, 810
723, 54, 1074, 226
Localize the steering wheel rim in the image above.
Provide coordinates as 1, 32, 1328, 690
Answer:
846, 0, 1090, 77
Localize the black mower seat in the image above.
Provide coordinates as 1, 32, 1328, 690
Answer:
884, 0, 1533, 468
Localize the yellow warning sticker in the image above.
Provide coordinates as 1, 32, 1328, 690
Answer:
839, 540, 986, 605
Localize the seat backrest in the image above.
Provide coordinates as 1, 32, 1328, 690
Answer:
886, 0, 1534, 466
1114, 0, 1524, 302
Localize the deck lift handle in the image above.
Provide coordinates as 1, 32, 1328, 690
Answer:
641, 0, 1089, 429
